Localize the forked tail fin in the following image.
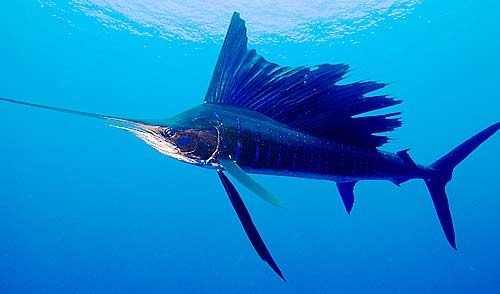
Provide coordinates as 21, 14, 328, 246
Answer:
426, 122, 500, 249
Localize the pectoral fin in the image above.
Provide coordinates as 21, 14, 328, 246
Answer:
219, 159, 285, 208
217, 170, 286, 281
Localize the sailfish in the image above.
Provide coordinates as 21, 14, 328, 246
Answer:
1, 12, 499, 281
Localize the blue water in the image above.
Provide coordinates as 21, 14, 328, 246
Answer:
1, 1, 499, 293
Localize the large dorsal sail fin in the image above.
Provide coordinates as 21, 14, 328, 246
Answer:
204, 12, 401, 149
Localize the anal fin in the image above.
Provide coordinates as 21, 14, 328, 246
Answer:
336, 182, 356, 214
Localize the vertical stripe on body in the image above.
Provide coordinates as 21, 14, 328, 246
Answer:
235, 117, 241, 161
254, 123, 261, 165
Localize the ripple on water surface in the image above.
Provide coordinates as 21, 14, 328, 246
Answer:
40, 0, 422, 44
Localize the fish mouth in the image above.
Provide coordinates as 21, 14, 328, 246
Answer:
109, 120, 198, 164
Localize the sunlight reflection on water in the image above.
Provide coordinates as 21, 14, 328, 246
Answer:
41, 0, 421, 44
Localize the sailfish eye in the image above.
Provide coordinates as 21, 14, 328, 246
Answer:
163, 128, 176, 137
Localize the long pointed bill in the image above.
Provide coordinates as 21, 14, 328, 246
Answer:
0, 96, 163, 145
0, 96, 169, 155
0, 96, 141, 124
0, 96, 201, 165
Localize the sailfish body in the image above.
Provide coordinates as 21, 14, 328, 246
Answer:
184, 103, 417, 183
1, 12, 499, 281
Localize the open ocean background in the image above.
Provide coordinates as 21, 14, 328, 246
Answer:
1, 1, 499, 293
